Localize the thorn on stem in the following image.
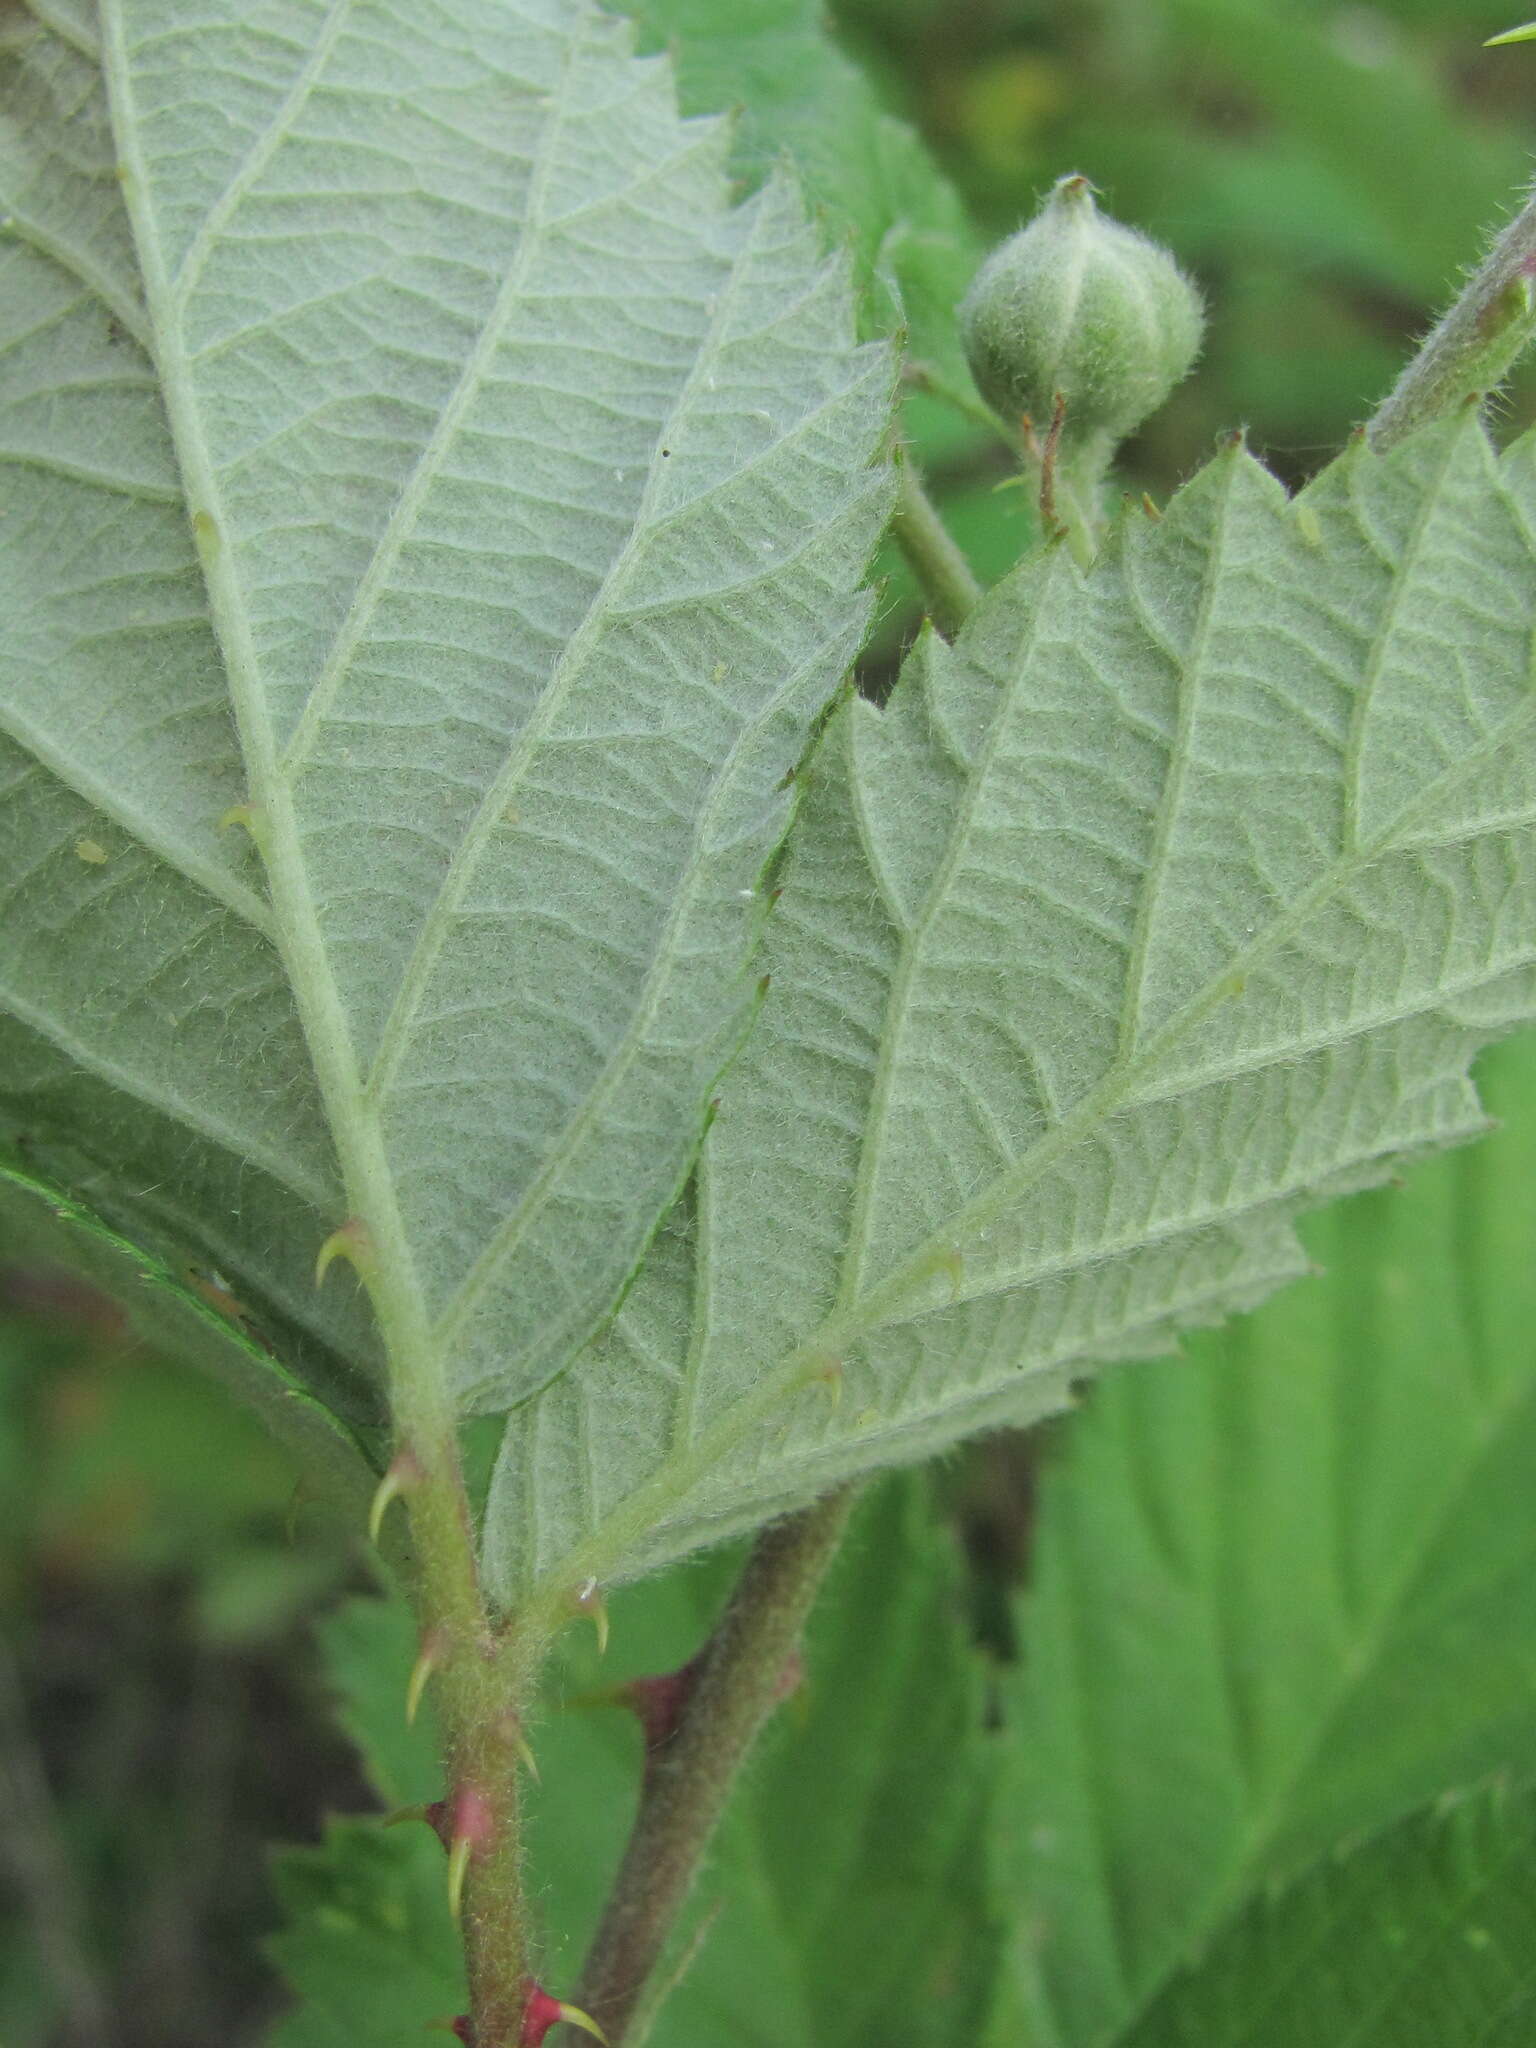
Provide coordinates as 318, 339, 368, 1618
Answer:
493, 1708, 539, 1780
572, 1577, 609, 1657
414, 1784, 495, 1916
368, 1446, 423, 1544
446, 1833, 472, 1920
617, 1644, 801, 1762
623, 1652, 704, 1754
284, 1477, 315, 1542
520, 1982, 609, 2046
217, 800, 263, 841
407, 1630, 444, 1725
315, 1216, 374, 1290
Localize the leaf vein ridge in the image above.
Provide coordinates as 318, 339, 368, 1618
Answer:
167, 0, 356, 307
0, 976, 334, 1213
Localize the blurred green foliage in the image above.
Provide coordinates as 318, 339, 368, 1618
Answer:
831, 0, 1536, 478
620, 0, 1536, 652
0, 1285, 362, 2047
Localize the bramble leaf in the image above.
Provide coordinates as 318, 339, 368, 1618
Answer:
489, 414, 1536, 1604
1000, 1033, 1536, 2046
1125, 1786, 1536, 2048
0, 0, 890, 1429
610, 0, 985, 414
265, 1821, 465, 2048
11, 5, 1536, 1621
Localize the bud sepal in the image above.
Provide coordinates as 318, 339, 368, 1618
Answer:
959, 174, 1204, 459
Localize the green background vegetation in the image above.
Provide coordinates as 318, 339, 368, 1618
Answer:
7, 1, 1536, 2041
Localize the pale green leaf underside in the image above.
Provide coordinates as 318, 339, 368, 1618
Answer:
0, 1, 891, 1414
488, 415, 1536, 1604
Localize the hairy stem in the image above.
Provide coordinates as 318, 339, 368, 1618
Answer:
406, 1435, 539, 2045
571, 1487, 859, 2042
891, 448, 982, 637
1369, 178, 1536, 449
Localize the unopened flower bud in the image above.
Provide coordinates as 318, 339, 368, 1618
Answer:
959, 175, 1204, 449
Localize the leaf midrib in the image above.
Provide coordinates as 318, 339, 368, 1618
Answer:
526, 480, 1536, 1606
99, 0, 446, 1419
831, 545, 1074, 1318
852, 672, 1536, 1338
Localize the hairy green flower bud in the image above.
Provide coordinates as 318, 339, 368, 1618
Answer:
959, 175, 1204, 449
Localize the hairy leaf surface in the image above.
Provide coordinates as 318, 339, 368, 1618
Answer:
1002, 1033, 1536, 2047
490, 415, 1536, 1602
1126, 1787, 1536, 2048
611, 0, 985, 414
0, 0, 891, 1422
